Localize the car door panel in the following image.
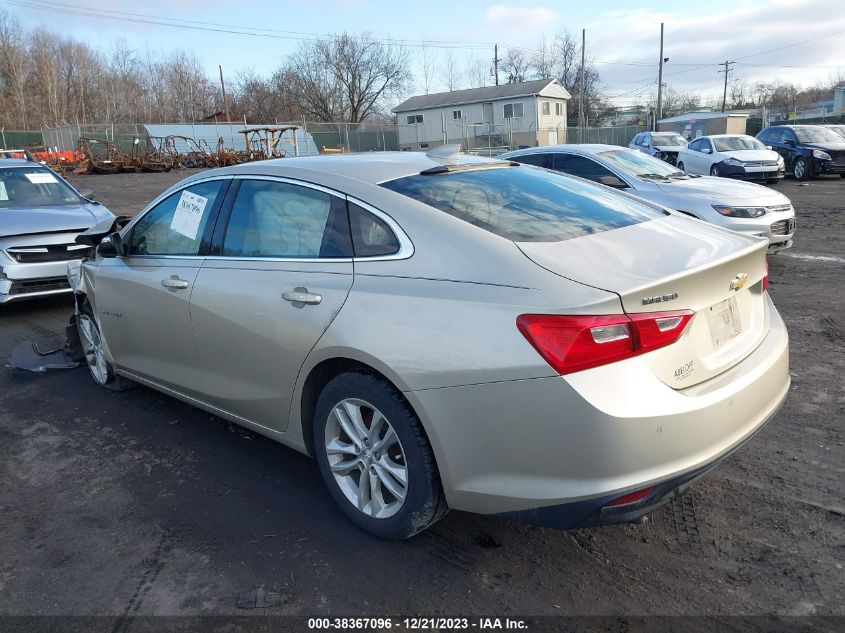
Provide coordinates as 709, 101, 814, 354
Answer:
189, 177, 356, 432
95, 257, 206, 395
95, 178, 228, 396
190, 260, 353, 431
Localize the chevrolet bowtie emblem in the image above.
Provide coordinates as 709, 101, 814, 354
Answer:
729, 273, 748, 292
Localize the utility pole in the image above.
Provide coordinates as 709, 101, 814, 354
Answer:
656, 23, 664, 131
719, 60, 734, 112
493, 44, 501, 86
579, 28, 585, 143
219, 65, 230, 122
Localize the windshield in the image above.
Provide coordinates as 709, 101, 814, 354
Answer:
597, 149, 687, 180
794, 127, 844, 144
712, 136, 767, 152
0, 167, 82, 208
380, 166, 665, 242
652, 134, 687, 147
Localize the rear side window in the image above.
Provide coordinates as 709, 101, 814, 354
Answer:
348, 203, 400, 257
381, 166, 664, 242
222, 180, 353, 258
552, 154, 616, 182
512, 153, 551, 169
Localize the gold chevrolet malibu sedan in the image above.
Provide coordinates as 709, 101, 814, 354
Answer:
68, 150, 790, 539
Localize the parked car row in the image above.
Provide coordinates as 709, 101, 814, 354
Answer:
756, 125, 845, 180
501, 144, 795, 253
5, 145, 791, 543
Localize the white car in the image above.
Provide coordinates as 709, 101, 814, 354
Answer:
501, 144, 795, 253
677, 135, 785, 183
629, 132, 688, 165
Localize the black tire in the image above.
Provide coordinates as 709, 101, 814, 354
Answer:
313, 372, 448, 539
77, 302, 135, 391
793, 157, 813, 181
839, 173, 844, 178
710, 164, 721, 177
677, 161, 685, 172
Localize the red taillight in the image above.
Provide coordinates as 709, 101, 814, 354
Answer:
517, 310, 693, 375
605, 486, 655, 507
762, 259, 769, 292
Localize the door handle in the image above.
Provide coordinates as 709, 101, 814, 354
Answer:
282, 289, 322, 305
161, 276, 189, 290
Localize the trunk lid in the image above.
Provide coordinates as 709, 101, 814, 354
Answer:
517, 214, 770, 388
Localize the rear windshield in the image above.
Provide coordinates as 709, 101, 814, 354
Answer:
381, 166, 665, 242
0, 167, 82, 208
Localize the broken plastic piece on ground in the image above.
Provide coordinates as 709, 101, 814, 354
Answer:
8, 340, 80, 372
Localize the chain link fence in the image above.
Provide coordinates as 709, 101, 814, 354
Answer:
565, 125, 648, 147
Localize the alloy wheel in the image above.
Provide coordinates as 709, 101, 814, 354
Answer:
324, 398, 408, 519
794, 159, 806, 179
77, 314, 109, 385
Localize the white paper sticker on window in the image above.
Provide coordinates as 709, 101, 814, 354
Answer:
170, 190, 208, 240
25, 172, 59, 184
0, 181, 8, 201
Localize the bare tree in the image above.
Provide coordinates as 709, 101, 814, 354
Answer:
463, 55, 489, 89
0, 10, 29, 128
500, 48, 529, 84
441, 51, 459, 91
286, 33, 411, 122
419, 45, 434, 94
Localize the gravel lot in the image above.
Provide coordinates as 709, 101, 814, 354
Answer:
1, 168, 842, 623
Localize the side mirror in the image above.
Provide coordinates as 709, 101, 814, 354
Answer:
702, 148, 712, 154
784, 139, 795, 147
97, 233, 123, 258
78, 188, 95, 200
598, 175, 628, 189
766, 145, 773, 150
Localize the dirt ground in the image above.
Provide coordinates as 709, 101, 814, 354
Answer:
0, 168, 842, 626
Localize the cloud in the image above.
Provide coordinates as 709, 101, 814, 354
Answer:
484, 4, 558, 32
586, 0, 845, 101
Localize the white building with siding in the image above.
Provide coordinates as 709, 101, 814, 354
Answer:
392, 79, 570, 152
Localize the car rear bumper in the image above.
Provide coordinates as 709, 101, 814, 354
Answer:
408, 295, 789, 517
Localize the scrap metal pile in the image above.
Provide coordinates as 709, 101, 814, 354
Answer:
23, 126, 306, 176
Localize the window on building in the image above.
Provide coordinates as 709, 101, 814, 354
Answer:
555, 102, 563, 116
407, 114, 424, 124
503, 103, 524, 119
541, 102, 550, 116
452, 109, 462, 120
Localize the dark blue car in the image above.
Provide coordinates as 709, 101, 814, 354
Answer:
756, 125, 845, 180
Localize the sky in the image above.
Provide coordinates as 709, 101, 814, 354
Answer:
7, 0, 845, 107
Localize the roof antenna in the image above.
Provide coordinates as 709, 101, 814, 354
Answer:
426, 144, 462, 162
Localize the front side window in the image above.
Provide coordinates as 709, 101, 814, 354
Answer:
222, 180, 352, 258
381, 165, 664, 243
0, 167, 82, 208
782, 129, 798, 143
765, 128, 784, 143
688, 138, 702, 152
128, 180, 224, 256
503, 103, 524, 118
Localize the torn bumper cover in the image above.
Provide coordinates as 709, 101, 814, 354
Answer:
8, 315, 85, 373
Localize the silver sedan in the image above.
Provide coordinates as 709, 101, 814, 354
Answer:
501, 144, 796, 253
1, 156, 114, 303
68, 150, 790, 539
